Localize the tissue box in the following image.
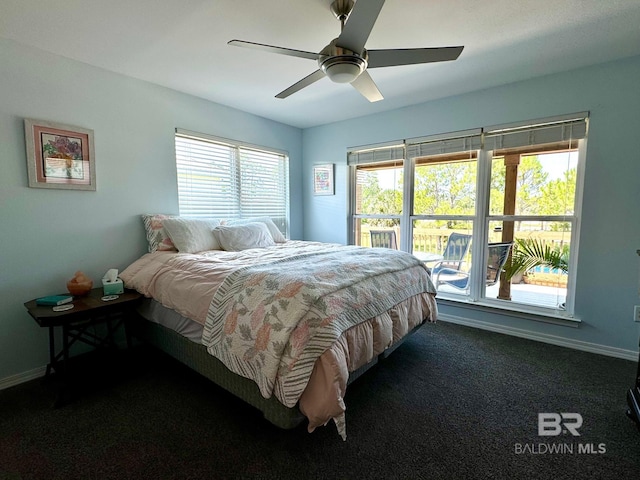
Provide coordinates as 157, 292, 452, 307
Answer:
102, 278, 124, 295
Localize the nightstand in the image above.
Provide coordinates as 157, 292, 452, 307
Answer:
24, 287, 142, 405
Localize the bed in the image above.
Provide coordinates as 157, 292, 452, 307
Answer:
121, 215, 438, 439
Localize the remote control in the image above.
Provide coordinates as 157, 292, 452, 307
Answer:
53, 304, 74, 312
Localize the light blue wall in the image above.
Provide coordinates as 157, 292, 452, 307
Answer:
0, 38, 303, 381
302, 55, 640, 355
2, 35, 639, 384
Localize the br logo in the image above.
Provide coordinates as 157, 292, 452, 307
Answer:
538, 413, 583, 436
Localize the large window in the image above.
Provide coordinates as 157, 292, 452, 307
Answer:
349, 114, 588, 317
175, 129, 289, 235
351, 145, 405, 248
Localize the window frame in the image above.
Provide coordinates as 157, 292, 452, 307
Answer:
348, 114, 588, 320
349, 143, 406, 249
174, 128, 290, 236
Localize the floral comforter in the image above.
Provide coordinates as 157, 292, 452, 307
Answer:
201, 244, 436, 408
121, 241, 437, 438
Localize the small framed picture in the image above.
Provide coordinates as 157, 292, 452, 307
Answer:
24, 118, 96, 190
313, 164, 334, 196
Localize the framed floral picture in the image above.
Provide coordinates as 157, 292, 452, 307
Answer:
313, 163, 334, 196
24, 119, 96, 190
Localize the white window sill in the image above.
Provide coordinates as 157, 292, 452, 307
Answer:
435, 295, 581, 328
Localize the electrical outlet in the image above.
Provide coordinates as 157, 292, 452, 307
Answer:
635, 305, 640, 322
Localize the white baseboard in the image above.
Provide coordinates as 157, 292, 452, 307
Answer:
1, 317, 636, 389
0, 365, 46, 391
438, 313, 638, 362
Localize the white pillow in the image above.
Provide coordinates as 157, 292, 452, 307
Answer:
228, 217, 286, 243
162, 217, 221, 253
213, 223, 276, 251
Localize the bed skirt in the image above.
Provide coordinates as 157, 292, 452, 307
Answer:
128, 312, 428, 429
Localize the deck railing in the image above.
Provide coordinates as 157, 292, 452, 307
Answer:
358, 227, 570, 256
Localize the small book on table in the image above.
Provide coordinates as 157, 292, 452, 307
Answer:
36, 295, 73, 306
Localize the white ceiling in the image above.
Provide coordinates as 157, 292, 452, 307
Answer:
2, 0, 640, 129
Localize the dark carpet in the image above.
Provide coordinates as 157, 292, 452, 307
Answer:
1, 321, 639, 480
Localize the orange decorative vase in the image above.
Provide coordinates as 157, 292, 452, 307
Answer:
67, 271, 93, 296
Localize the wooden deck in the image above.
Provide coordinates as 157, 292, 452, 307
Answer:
438, 281, 567, 309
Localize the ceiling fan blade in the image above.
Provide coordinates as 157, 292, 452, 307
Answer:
351, 70, 383, 102
336, 0, 385, 53
228, 40, 318, 61
368, 46, 464, 68
275, 69, 326, 99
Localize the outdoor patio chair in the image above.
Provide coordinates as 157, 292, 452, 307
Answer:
430, 232, 472, 276
434, 242, 513, 292
370, 230, 398, 249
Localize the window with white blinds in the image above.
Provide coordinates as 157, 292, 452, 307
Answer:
349, 112, 589, 319
175, 129, 289, 235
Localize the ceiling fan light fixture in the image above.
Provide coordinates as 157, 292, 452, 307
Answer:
323, 61, 363, 83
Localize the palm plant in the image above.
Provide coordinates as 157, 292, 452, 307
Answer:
503, 238, 569, 281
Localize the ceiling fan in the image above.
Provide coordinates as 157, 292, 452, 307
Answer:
228, 0, 463, 102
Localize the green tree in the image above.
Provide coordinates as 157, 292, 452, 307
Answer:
489, 155, 549, 217
489, 160, 506, 215
414, 160, 476, 227
359, 171, 402, 227
538, 169, 576, 216
516, 156, 548, 215
360, 154, 576, 231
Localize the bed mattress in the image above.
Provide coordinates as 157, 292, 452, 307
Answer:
137, 297, 204, 343
121, 240, 438, 437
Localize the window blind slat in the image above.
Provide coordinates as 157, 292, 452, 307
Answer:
175, 133, 289, 236
406, 134, 483, 159
348, 145, 405, 166
484, 118, 587, 150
